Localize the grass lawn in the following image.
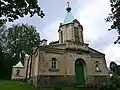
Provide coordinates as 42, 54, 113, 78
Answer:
0, 79, 40, 90
0, 79, 76, 90
0, 79, 96, 90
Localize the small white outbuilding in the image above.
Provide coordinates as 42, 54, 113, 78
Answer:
11, 61, 26, 80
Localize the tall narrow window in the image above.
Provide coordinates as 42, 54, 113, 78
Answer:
74, 27, 79, 42
95, 61, 101, 72
16, 70, 20, 76
61, 31, 63, 43
51, 58, 57, 70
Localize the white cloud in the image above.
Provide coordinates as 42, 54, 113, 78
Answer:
40, 20, 60, 44
76, 0, 110, 44
104, 44, 120, 66
74, 0, 120, 66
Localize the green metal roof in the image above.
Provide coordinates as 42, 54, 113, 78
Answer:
63, 12, 74, 24
63, 7, 74, 24
13, 61, 24, 68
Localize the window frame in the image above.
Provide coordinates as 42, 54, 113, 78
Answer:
95, 61, 101, 72
51, 57, 57, 70
74, 27, 79, 42
60, 31, 63, 43
16, 69, 20, 76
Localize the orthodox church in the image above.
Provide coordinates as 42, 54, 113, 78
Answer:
12, 2, 109, 87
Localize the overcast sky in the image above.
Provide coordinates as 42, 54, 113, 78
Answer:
6, 0, 120, 66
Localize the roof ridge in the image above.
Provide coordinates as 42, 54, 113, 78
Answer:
13, 61, 24, 68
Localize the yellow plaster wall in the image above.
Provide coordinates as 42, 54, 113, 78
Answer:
90, 57, 109, 76
32, 53, 39, 77
38, 51, 66, 76
36, 42, 109, 78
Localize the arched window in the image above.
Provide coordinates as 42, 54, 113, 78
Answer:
51, 58, 57, 70
16, 69, 20, 76
95, 61, 101, 72
74, 27, 79, 42
60, 31, 63, 43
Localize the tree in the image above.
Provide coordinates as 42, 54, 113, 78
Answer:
7, 24, 41, 65
0, 0, 45, 24
106, 0, 120, 44
100, 74, 120, 90
0, 24, 10, 79
110, 61, 118, 73
0, 24, 8, 52
100, 62, 120, 90
110, 61, 120, 75
0, 46, 4, 78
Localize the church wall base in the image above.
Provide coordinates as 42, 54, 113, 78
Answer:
29, 75, 109, 87
86, 75, 109, 85
34, 75, 76, 87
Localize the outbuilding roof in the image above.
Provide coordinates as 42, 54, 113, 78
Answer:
13, 61, 24, 68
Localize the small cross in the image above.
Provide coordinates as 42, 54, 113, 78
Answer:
67, 1, 70, 7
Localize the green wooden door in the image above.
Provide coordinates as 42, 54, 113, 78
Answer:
75, 60, 85, 85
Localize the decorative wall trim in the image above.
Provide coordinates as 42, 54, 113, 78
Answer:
45, 51, 63, 55
49, 69, 59, 72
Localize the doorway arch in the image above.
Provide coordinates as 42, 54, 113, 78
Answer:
75, 58, 85, 85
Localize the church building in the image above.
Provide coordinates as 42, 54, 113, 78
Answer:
12, 2, 109, 87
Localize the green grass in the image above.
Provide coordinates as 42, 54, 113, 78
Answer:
0, 79, 40, 90
0, 79, 93, 90
0, 79, 74, 90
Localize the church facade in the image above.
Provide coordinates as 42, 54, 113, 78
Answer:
13, 4, 109, 87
